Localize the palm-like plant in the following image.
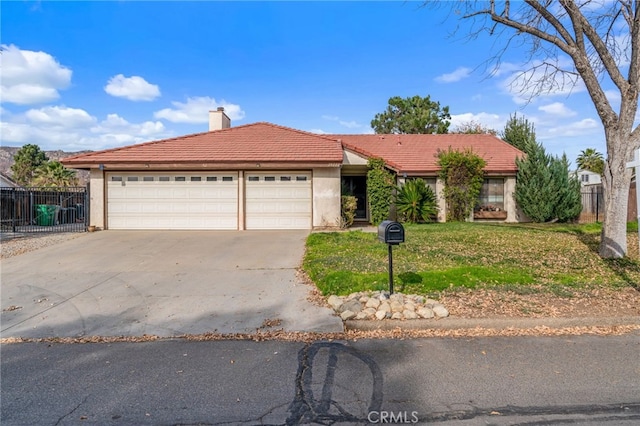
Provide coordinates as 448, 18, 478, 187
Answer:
32, 161, 78, 187
576, 148, 605, 175
395, 178, 438, 223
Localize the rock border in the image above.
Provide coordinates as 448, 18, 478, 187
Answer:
327, 291, 449, 321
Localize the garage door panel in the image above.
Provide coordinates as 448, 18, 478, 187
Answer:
107, 172, 238, 230
245, 172, 311, 230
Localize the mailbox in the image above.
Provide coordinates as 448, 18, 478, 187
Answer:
377, 220, 405, 245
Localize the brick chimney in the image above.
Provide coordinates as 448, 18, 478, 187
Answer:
209, 107, 231, 131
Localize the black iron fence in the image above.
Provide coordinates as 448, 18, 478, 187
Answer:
579, 187, 603, 223
1, 187, 89, 233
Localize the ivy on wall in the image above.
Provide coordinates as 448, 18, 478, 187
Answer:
366, 158, 395, 225
437, 148, 486, 222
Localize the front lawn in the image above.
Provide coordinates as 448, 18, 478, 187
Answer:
303, 222, 640, 296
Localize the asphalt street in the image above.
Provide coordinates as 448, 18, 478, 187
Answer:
2, 333, 639, 425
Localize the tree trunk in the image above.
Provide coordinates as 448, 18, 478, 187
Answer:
599, 132, 634, 258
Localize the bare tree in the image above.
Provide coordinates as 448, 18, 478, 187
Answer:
434, 0, 638, 258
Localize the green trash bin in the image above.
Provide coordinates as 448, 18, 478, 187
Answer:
36, 205, 58, 226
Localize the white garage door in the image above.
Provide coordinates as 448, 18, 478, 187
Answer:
245, 172, 312, 229
107, 172, 238, 230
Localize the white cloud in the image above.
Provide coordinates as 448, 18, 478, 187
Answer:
435, 67, 471, 83
309, 128, 328, 134
322, 114, 364, 130
546, 118, 600, 137
90, 113, 166, 137
0, 44, 72, 105
104, 74, 161, 101
449, 112, 503, 131
154, 96, 245, 123
538, 102, 577, 117
25, 105, 96, 128
1, 107, 171, 151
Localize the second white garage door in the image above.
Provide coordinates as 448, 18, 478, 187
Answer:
245, 172, 312, 229
107, 172, 238, 230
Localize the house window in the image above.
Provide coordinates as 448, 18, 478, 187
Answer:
190, 176, 202, 182
265, 176, 276, 182
248, 176, 259, 182
296, 176, 308, 181
127, 176, 139, 182
222, 176, 233, 182
206, 176, 218, 182
280, 176, 291, 181
477, 178, 505, 212
581, 174, 589, 183
175, 176, 186, 182
143, 176, 154, 182
111, 176, 123, 182
159, 176, 170, 182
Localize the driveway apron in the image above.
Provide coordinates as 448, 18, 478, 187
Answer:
1, 231, 343, 338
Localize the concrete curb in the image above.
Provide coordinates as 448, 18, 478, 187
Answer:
345, 316, 640, 331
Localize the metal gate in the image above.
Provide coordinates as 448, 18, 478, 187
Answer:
0, 187, 89, 233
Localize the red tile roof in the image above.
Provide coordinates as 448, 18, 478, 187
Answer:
336, 134, 524, 174
62, 122, 344, 166
61, 121, 523, 174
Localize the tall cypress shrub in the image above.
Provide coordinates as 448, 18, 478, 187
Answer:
551, 154, 583, 222
515, 141, 557, 222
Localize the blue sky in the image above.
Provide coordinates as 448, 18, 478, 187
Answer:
0, 1, 626, 167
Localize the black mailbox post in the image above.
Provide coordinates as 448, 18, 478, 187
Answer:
377, 221, 405, 294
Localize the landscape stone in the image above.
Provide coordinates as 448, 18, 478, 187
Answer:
390, 301, 404, 313
355, 312, 368, 320
391, 312, 404, 320
340, 310, 357, 321
375, 310, 387, 320
403, 302, 416, 312
327, 295, 343, 311
403, 309, 418, 319
363, 307, 377, 316
340, 299, 363, 314
433, 304, 449, 318
417, 307, 435, 319
365, 298, 381, 309
379, 302, 391, 314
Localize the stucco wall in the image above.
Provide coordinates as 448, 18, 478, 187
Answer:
436, 178, 447, 222
313, 167, 341, 228
89, 169, 105, 229
505, 176, 519, 222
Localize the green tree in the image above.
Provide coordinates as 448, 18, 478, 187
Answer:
32, 161, 78, 187
431, 1, 639, 258
366, 158, 395, 225
437, 148, 486, 222
501, 113, 536, 153
371, 95, 451, 134
515, 143, 581, 223
576, 148, 605, 175
551, 154, 583, 223
515, 141, 556, 223
395, 178, 438, 223
11, 144, 49, 186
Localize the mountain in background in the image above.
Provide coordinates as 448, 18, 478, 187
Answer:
0, 147, 92, 186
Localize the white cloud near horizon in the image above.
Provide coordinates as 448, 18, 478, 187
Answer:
435, 67, 471, 83
0, 44, 72, 105
449, 112, 504, 132
1, 107, 170, 151
104, 74, 161, 101
322, 114, 365, 130
545, 118, 600, 138
154, 96, 245, 123
538, 102, 577, 117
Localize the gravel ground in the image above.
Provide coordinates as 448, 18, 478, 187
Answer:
0, 232, 87, 259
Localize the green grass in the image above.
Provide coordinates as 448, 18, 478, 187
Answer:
303, 222, 640, 296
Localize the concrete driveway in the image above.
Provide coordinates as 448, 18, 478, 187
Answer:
1, 231, 343, 338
